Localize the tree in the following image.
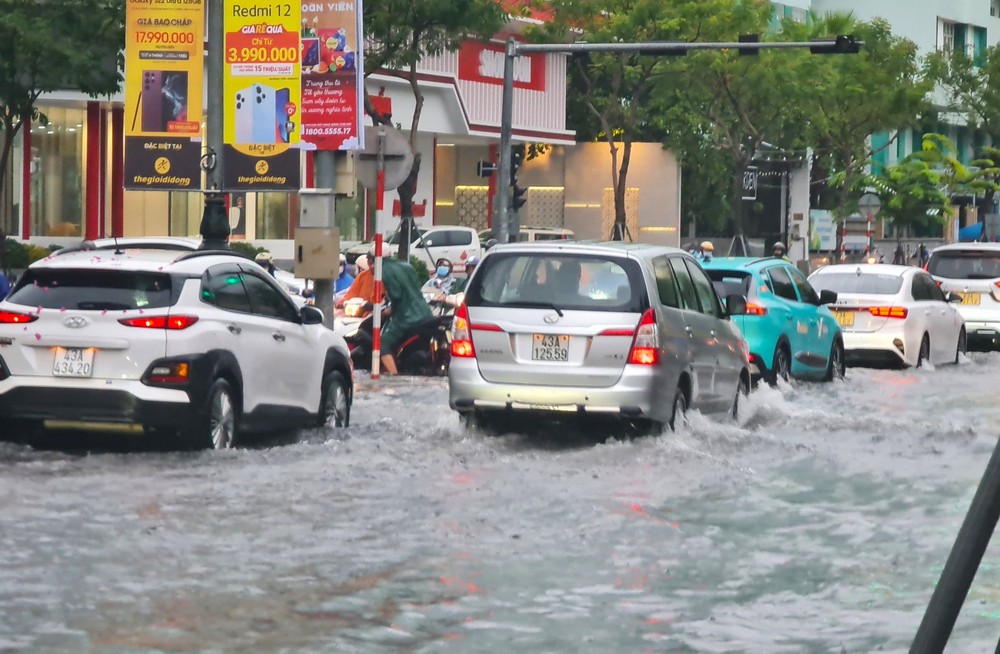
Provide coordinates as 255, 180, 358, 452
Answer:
0, 0, 124, 234
363, 0, 505, 258
926, 42, 1000, 136
791, 15, 932, 251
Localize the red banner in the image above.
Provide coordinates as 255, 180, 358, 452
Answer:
458, 41, 546, 92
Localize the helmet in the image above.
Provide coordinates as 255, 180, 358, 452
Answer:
339, 253, 347, 264
255, 251, 273, 263
355, 254, 370, 272
772, 241, 787, 251
700, 241, 714, 252
435, 257, 452, 269
466, 255, 480, 268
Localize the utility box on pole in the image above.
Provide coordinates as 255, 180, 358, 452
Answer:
294, 227, 340, 280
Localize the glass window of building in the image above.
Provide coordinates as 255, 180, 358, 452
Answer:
30, 105, 86, 237
255, 192, 292, 239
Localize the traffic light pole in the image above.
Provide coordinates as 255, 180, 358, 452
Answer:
200, 0, 230, 250
494, 36, 861, 244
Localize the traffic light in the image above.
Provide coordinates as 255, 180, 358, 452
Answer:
510, 143, 527, 212
738, 33, 759, 56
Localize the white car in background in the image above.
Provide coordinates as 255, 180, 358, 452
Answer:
809, 263, 966, 368
344, 226, 482, 274
927, 242, 1000, 350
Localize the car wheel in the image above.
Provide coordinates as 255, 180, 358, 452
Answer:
319, 371, 351, 428
916, 334, 930, 368
193, 378, 238, 449
955, 327, 967, 364
669, 386, 688, 432
731, 374, 750, 420
767, 343, 791, 385
461, 411, 504, 434
8, 418, 42, 441
824, 339, 846, 382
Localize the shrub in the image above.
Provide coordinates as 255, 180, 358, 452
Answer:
228, 241, 264, 260
409, 255, 430, 285
2, 239, 28, 269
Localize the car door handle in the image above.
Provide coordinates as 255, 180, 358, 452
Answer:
226, 323, 242, 335
272, 331, 286, 342
685, 326, 693, 337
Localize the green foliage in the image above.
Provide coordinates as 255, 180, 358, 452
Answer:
0, 239, 57, 270
409, 255, 430, 285
0, 0, 125, 221
228, 241, 265, 260
926, 42, 1000, 134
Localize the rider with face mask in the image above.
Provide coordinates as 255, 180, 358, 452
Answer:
422, 258, 457, 295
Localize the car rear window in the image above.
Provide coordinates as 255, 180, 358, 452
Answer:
466, 252, 646, 313
928, 251, 1000, 279
809, 271, 903, 295
705, 270, 752, 299
8, 269, 174, 310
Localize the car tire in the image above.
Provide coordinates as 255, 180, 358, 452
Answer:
823, 339, 846, 382
916, 334, 930, 368
8, 418, 42, 441
461, 411, 504, 434
192, 378, 238, 449
955, 327, 967, 364
669, 386, 688, 432
319, 371, 351, 428
731, 374, 750, 420
767, 343, 791, 386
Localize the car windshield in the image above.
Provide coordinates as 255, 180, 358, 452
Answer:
465, 252, 646, 312
386, 228, 426, 245
705, 270, 752, 299
7, 269, 174, 310
810, 271, 903, 295
928, 251, 1000, 279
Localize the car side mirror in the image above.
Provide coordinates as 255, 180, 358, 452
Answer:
725, 294, 747, 316
300, 305, 325, 325
819, 289, 838, 305
946, 291, 963, 303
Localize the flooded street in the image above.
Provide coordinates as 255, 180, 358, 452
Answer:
2, 355, 1000, 652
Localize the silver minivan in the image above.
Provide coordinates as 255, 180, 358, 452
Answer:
448, 242, 751, 434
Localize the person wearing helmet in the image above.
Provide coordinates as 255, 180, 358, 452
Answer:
700, 240, 714, 263
422, 257, 457, 295
254, 251, 276, 276
337, 254, 381, 312
772, 240, 790, 261
436, 255, 480, 308
335, 252, 354, 294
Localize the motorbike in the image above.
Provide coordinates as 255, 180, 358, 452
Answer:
343, 302, 453, 376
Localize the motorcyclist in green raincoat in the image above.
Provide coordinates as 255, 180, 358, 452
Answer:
380, 255, 433, 375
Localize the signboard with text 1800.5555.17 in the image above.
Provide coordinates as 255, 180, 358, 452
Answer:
123, 0, 204, 191
223, 0, 301, 191
300, 1, 365, 152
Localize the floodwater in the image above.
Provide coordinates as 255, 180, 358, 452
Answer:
2, 355, 1000, 652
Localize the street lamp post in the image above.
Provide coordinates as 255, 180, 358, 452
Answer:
199, 0, 230, 250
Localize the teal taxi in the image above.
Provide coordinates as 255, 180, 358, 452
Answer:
701, 257, 845, 383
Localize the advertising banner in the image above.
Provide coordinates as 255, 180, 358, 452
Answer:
223, 0, 301, 190
124, 0, 204, 191
809, 209, 836, 251
300, 1, 365, 151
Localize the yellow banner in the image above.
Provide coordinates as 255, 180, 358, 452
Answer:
124, 0, 204, 138
223, 0, 301, 153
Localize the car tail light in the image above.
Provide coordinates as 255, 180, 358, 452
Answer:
0, 310, 38, 324
745, 302, 768, 316
627, 308, 659, 365
144, 361, 190, 385
868, 306, 908, 319
451, 303, 476, 358
118, 315, 199, 330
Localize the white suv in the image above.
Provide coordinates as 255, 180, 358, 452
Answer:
345, 226, 482, 274
0, 247, 353, 448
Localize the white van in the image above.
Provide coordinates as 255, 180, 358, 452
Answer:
345, 226, 482, 274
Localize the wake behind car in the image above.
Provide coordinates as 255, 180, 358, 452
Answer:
702, 257, 844, 384
927, 242, 1000, 350
0, 247, 353, 448
809, 263, 965, 368
448, 242, 751, 435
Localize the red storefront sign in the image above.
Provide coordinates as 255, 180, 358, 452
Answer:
457, 41, 546, 92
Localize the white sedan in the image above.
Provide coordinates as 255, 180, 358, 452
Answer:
808, 264, 966, 368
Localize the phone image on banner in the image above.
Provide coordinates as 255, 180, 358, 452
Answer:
234, 87, 254, 143
161, 72, 189, 127
141, 70, 164, 132
275, 88, 291, 143
252, 84, 276, 144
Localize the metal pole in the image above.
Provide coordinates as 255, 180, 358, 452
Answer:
371, 233, 383, 379
911, 434, 1000, 653
312, 153, 337, 328
493, 37, 515, 244
199, 0, 229, 249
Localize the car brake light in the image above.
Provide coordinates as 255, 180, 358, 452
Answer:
868, 306, 908, 319
451, 303, 476, 358
627, 308, 659, 365
0, 310, 38, 324
745, 302, 768, 316
118, 315, 199, 329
